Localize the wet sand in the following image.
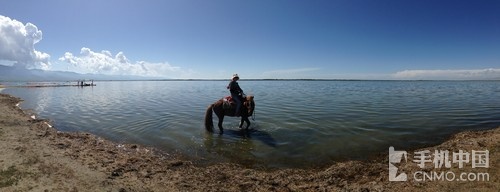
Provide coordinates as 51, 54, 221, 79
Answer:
0, 93, 498, 191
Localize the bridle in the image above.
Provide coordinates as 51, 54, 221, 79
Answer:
252, 108, 256, 121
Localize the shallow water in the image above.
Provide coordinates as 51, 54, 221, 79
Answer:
3, 80, 500, 168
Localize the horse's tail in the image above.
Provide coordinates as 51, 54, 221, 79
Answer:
204, 104, 214, 132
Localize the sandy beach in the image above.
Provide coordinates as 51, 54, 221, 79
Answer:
0, 93, 498, 191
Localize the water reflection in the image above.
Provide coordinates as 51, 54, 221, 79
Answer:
223, 128, 277, 148
203, 127, 277, 167
203, 131, 258, 166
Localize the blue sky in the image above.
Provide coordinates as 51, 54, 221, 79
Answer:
1, 0, 499, 79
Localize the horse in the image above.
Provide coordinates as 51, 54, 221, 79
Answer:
204, 95, 255, 134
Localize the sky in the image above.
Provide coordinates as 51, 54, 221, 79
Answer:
0, 0, 499, 79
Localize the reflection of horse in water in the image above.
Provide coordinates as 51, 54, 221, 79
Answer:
202, 128, 277, 167
205, 95, 255, 133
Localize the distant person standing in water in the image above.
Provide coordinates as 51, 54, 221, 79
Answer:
227, 74, 244, 116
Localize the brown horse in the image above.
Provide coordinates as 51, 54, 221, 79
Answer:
205, 95, 255, 133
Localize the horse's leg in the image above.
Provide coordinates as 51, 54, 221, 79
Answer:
246, 117, 251, 129
212, 103, 225, 134
239, 117, 245, 129
217, 115, 224, 134
241, 116, 251, 130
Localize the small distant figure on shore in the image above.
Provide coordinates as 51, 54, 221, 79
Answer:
77, 80, 95, 87
227, 74, 244, 116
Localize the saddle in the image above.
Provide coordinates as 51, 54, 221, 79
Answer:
222, 95, 254, 116
223, 95, 248, 109
223, 96, 236, 110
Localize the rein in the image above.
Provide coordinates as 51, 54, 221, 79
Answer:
251, 104, 256, 121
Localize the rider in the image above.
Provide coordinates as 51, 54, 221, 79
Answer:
227, 74, 244, 116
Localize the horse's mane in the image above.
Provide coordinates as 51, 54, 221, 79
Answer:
245, 95, 254, 102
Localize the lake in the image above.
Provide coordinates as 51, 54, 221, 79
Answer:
3, 80, 500, 168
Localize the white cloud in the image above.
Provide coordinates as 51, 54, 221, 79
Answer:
393, 68, 500, 80
59, 47, 189, 78
0, 15, 50, 69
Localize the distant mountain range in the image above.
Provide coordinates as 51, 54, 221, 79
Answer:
0, 65, 159, 81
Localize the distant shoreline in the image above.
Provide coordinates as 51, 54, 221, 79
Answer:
2, 79, 500, 83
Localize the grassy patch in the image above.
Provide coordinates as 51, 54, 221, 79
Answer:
0, 166, 20, 188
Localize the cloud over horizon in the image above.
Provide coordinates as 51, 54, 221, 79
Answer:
393, 68, 500, 80
59, 47, 189, 78
0, 15, 189, 78
0, 15, 50, 70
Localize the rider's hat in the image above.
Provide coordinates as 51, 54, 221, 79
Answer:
232, 74, 239, 79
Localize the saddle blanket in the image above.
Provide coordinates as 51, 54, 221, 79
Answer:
223, 96, 234, 110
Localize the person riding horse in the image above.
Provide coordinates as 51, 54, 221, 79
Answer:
227, 74, 244, 116
205, 74, 254, 133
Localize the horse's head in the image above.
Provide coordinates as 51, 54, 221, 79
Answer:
244, 95, 255, 116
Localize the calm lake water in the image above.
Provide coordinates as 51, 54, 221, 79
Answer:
3, 80, 500, 168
